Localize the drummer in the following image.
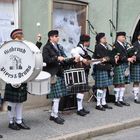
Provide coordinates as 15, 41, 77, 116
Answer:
71, 34, 91, 116
43, 30, 79, 125
4, 29, 30, 130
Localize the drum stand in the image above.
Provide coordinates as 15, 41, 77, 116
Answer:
87, 86, 97, 103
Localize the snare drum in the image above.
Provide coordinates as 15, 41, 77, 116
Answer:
64, 68, 86, 87
0, 40, 43, 84
64, 68, 89, 93
27, 71, 51, 95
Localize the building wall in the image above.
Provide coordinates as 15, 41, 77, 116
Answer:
17, 0, 140, 108
87, 0, 140, 45
21, 0, 52, 44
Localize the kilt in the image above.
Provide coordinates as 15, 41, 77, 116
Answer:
4, 83, 27, 103
66, 83, 89, 94
130, 63, 140, 82
94, 70, 113, 88
113, 63, 130, 85
48, 76, 69, 99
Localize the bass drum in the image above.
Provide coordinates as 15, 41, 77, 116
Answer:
0, 40, 43, 84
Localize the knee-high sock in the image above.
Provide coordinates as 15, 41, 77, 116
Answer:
119, 87, 125, 101
102, 89, 107, 105
96, 89, 104, 106
8, 102, 16, 124
77, 93, 84, 111
114, 88, 120, 102
133, 87, 139, 100
16, 103, 23, 124
51, 98, 60, 118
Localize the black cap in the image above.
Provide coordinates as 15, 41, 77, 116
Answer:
95, 33, 105, 43
10, 29, 23, 39
116, 32, 126, 37
48, 30, 59, 38
80, 34, 90, 42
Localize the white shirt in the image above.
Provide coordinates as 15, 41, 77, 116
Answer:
71, 44, 86, 61
117, 40, 125, 48
71, 44, 101, 65
100, 43, 108, 49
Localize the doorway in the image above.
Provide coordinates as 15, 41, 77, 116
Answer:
132, 19, 140, 44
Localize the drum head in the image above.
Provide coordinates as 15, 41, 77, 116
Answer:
0, 40, 39, 84
35, 71, 51, 81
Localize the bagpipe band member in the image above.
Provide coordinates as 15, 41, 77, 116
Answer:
36, 33, 42, 49
112, 32, 136, 107
43, 30, 78, 125
4, 29, 30, 130
71, 34, 91, 116
130, 31, 140, 103
94, 33, 115, 111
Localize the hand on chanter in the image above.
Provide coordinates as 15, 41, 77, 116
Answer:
128, 56, 136, 63
74, 56, 80, 62
57, 56, 65, 62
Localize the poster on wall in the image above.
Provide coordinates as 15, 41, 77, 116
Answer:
0, 0, 18, 46
53, 9, 81, 57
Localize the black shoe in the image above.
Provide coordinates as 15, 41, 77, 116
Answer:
114, 101, 123, 107
102, 104, 113, 109
8, 123, 20, 130
16, 122, 30, 130
53, 117, 64, 125
134, 99, 140, 104
82, 108, 90, 114
0, 135, 3, 138
96, 105, 106, 111
77, 110, 87, 116
50, 116, 65, 122
119, 101, 130, 106
58, 116, 65, 122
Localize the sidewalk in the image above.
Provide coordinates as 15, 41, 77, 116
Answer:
1, 92, 140, 140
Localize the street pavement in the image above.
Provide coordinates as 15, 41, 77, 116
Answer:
1, 91, 140, 140
88, 126, 140, 140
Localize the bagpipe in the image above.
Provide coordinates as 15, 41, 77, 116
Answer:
0, 40, 51, 96
125, 42, 138, 57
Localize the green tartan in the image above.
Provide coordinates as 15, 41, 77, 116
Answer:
113, 63, 130, 85
4, 83, 27, 103
48, 77, 69, 99
95, 70, 113, 88
130, 63, 140, 82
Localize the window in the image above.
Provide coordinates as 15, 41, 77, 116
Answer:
0, 0, 19, 45
53, 0, 88, 56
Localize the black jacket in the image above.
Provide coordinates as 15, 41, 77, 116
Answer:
132, 41, 140, 63
112, 41, 128, 65
36, 41, 42, 49
42, 42, 75, 77
94, 44, 113, 71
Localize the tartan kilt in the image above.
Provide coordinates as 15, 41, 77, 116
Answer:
4, 83, 27, 103
130, 63, 140, 82
94, 70, 113, 88
113, 63, 130, 85
47, 77, 69, 99
66, 83, 89, 94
